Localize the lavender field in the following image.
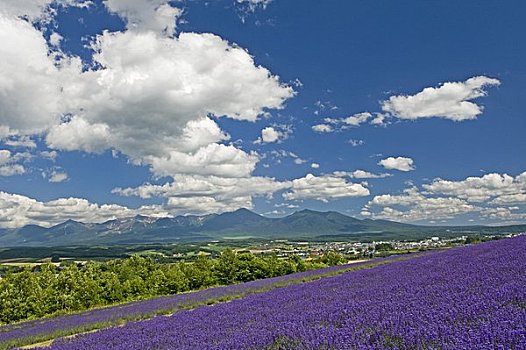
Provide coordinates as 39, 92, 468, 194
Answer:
32, 236, 526, 349
1, 260, 386, 349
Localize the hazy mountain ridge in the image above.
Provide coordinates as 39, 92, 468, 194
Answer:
0, 209, 524, 247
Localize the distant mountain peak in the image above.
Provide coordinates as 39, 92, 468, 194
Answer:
232, 207, 258, 214
296, 209, 317, 214
133, 215, 160, 224
223, 208, 262, 218
51, 219, 84, 228
2, 207, 521, 247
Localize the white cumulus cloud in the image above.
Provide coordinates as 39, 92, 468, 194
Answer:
364, 187, 477, 222
104, 0, 181, 36
0, 164, 25, 177
48, 170, 69, 183
342, 112, 372, 126
382, 76, 500, 121
283, 173, 370, 202
0, 0, 91, 20
0, 1, 299, 218
46, 116, 112, 154
0, 149, 26, 176
378, 156, 415, 172
3, 136, 37, 149
363, 171, 526, 224
480, 207, 526, 221
317, 112, 380, 132
113, 174, 290, 215
0, 13, 83, 135
255, 125, 291, 144
312, 124, 334, 133
423, 172, 526, 204
0, 2, 295, 185
350, 170, 392, 179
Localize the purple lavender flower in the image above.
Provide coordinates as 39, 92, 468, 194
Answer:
28, 236, 526, 349
1, 261, 369, 349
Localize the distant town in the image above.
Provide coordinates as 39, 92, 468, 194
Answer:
193, 232, 526, 262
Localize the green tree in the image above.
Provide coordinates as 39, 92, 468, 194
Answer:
215, 249, 238, 284
317, 252, 345, 266
183, 254, 216, 289
163, 264, 189, 294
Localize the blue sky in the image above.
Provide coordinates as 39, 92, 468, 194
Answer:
0, 0, 524, 228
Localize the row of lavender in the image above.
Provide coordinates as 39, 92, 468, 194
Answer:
0, 260, 375, 348
42, 236, 526, 349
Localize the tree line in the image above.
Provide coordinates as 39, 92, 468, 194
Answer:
0, 250, 345, 325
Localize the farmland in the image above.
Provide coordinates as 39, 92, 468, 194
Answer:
2, 236, 524, 349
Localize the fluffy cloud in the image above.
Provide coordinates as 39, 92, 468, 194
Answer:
113, 174, 290, 215
64, 30, 293, 175
423, 172, 526, 204
86, 30, 293, 122
147, 143, 259, 178
46, 116, 112, 154
369, 113, 388, 126
364, 171, 526, 223
315, 112, 385, 133
40, 150, 58, 161
283, 173, 370, 202
0, 1, 300, 219
0, 150, 11, 164
0, 191, 164, 228
114, 174, 288, 200
0, 164, 25, 177
48, 170, 68, 183
0, 150, 26, 176
480, 207, 526, 221
350, 170, 392, 179
3, 136, 37, 149
312, 76, 499, 132
0, 0, 90, 20
255, 125, 291, 144
378, 156, 415, 172
115, 172, 371, 214
0, 3, 294, 183
0, 0, 54, 18
293, 157, 306, 165
312, 124, 334, 133
311, 163, 320, 169
259, 127, 280, 143
49, 32, 63, 46
364, 187, 477, 222
492, 194, 526, 205
0, 13, 82, 135
341, 112, 372, 126
104, 0, 181, 35
382, 76, 500, 121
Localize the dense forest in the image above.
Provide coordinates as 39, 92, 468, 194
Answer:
0, 250, 345, 325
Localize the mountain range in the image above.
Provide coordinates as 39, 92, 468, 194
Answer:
0, 209, 524, 247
